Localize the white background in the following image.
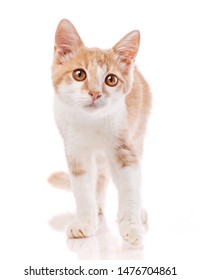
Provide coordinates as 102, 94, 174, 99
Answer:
0, 0, 200, 279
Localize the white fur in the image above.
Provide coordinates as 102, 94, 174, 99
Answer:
54, 92, 126, 169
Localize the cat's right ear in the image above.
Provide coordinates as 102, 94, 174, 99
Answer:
54, 19, 84, 64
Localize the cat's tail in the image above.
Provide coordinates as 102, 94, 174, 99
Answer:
48, 171, 71, 190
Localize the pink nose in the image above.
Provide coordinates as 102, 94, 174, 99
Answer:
88, 91, 101, 101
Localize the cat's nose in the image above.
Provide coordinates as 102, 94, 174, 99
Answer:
88, 91, 101, 101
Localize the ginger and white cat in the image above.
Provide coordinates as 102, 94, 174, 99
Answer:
49, 19, 151, 246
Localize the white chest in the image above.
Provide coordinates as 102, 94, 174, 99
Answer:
54, 96, 125, 154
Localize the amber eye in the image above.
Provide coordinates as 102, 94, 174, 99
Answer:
105, 74, 118, 87
72, 69, 87, 81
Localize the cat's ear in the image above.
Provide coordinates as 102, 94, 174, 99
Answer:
112, 30, 140, 71
54, 19, 84, 63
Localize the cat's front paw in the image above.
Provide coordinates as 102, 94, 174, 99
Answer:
67, 221, 96, 239
119, 221, 144, 246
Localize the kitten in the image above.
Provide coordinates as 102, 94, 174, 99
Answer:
49, 19, 151, 246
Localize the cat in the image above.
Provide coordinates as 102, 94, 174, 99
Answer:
49, 19, 151, 246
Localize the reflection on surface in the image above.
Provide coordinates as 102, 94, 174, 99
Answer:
49, 213, 144, 260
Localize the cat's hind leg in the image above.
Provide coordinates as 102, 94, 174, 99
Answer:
96, 174, 109, 215
95, 154, 110, 215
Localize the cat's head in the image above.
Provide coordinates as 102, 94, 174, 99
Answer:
52, 19, 140, 116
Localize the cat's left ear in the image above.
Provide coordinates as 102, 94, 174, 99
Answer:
112, 30, 140, 71
54, 19, 84, 63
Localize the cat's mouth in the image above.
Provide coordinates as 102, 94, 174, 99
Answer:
85, 103, 97, 108
83, 102, 105, 111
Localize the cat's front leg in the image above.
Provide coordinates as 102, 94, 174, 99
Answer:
110, 149, 145, 246
66, 156, 97, 238
113, 165, 145, 246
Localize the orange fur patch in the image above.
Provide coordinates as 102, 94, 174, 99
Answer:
115, 67, 151, 167
115, 138, 138, 168
67, 158, 86, 176
96, 174, 107, 189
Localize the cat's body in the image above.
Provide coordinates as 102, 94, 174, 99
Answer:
49, 19, 151, 246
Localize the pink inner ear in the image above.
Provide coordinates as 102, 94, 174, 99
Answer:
119, 50, 136, 66
113, 30, 140, 69
55, 31, 74, 54
54, 19, 84, 63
